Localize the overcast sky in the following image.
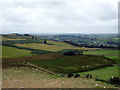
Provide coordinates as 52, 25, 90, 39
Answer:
0, 0, 119, 34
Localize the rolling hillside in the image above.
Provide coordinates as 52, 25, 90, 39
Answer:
2, 67, 116, 88
15, 42, 97, 52
2, 46, 34, 58
2, 34, 120, 88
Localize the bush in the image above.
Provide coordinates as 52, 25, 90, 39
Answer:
109, 77, 120, 84
44, 40, 47, 44
24, 34, 31, 36
74, 74, 80, 78
67, 73, 74, 78
85, 74, 90, 78
63, 50, 83, 56
64, 51, 76, 55
85, 74, 92, 79
89, 75, 92, 78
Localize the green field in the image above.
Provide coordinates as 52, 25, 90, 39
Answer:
84, 49, 119, 55
79, 65, 118, 80
47, 40, 71, 46
2, 37, 26, 41
82, 49, 119, 80
84, 49, 119, 63
2, 46, 34, 58
27, 54, 114, 74
16, 43, 97, 52
2, 34, 120, 88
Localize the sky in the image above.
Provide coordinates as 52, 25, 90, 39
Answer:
0, 0, 119, 34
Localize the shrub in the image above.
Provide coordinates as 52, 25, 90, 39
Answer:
64, 51, 76, 55
63, 50, 83, 56
44, 40, 47, 44
74, 74, 80, 78
85, 74, 91, 79
85, 74, 89, 78
67, 73, 74, 78
24, 34, 31, 36
75, 50, 83, 55
109, 77, 120, 84
89, 75, 92, 78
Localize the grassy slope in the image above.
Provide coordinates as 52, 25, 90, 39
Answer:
2, 36, 119, 83
78, 65, 118, 80
82, 49, 119, 80
2, 46, 34, 58
84, 50, 119, 55
16, 42, 97, 52
48, 40, 77, 46
2, 37, 26, 41
84, 49, 119, 63
2, 67, 116, 88
28, 54, 114, 74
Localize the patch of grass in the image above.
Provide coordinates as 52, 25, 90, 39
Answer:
2, 46, 34, 58
114, 38, 119, 40
78, 65, 118, 80
2, 37, 26, 41
84, 49, 119, 55
84, 49, 119, 63
47, 40, 75, 46
28, 54, 114, 74
2, 67, 116, 88
16, 43, 97, 52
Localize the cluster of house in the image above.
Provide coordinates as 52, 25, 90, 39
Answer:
90, 41, 106, 47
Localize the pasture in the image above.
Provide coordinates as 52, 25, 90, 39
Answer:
27, 54, 114, 74
79, 65, 118, 80
2, 46, 34, 58
82, 49, 119, 80
2, 34, 120, 88
16, 43, 97, 52
2, 37, 26, 41
47, 40, 78, 46
2, 67, 116, 88
84, 49, 119, 63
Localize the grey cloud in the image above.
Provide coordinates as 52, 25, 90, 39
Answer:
0, 0, 118, 34
99, 3, 117, 21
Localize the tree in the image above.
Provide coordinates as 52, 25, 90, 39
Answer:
44, 40, 47, 44
63, 50, 83, 56
32, 36, 35, 39
64, 51, 76, 55
24, 34, 31, 36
